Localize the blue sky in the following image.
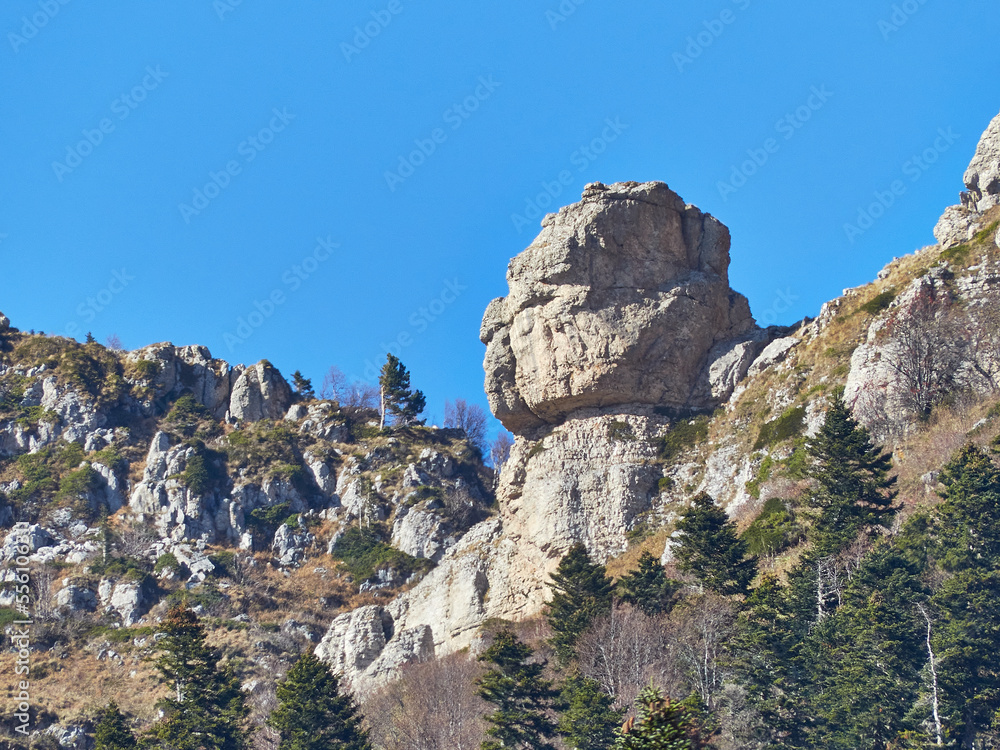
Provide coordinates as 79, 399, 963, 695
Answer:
2, 1, 999, 432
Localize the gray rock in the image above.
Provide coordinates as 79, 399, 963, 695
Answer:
748, 336, 800, 378
272, 523, 315, 568
0, 311, 9, 331
55, 583, 98, 613
934, 109, 1000, 247
227, 361, 293, 423
482, 181, 759, 433
99, 579, 146, 626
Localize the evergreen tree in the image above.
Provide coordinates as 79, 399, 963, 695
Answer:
292, 370, 315, 400
268, 652, 371, 750
810, 546, 927, 750
148, 606, 249, 750
476, 629, 558, 750
931, 444, 1000, 572
614, 686, 710, 750
557, 672, 624, 750
378, 354, 426, 429
85, 331, 96, 344
674, 493, 756, 596
545, 543, 614, 663
94, 703, 136, 750
806, 394, 898, 556
617, 551, 678, 617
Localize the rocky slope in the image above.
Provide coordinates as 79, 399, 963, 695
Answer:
2, 108, 1000, 741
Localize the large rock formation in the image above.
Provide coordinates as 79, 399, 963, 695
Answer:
320, 182, 781, 689
934, 111, 1000, 247
482, 181, 763, 434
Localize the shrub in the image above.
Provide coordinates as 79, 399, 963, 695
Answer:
154, 552, 181, 576
607, 420, 636, 442
753, 405, 806, 450
659, 417, 709, 462
330, 525, 431, 584
860, 288, 897, 316
741, 497, 804, 557
180, 454, 210, 495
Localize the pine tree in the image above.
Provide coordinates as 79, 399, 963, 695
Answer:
674, 493, 756, 596
378, 354, 426, 429
292, 370, 315, 401
557, 672, 624, 750
94, 703, 136, 750
617, 551, 677, 617
546, 543, 614, 664
931, 444, 1000, 572
268, 652, 371, 750
806, 394, 898, 556
614, 686, 710, 750
477, 629, 558, 750
85, 331, 96, 344
149, 606, 249, 750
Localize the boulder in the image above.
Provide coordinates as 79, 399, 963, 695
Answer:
227, 361, 293, 423
481, 181, 760, 434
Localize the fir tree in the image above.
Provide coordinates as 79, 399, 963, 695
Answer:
545, 543, 614, 664
291, 370, 315, 401
931, 444, 1000, 572
378, 354, 426, 429
806, 394, 898, 556
476, 629, 558, 750
617, 550, 678, 617
149, 606, 249, 750
268, 652, 371, 750
94, 703, 136, 750
557, 672, 624, 750
614, 686, 710, 750
674, 493, 756, 596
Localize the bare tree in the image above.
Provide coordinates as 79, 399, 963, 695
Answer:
364, 652, 488, 750
320, 366, 347, 401
444, 399, 489, 454
577, 603, 679, 708
489, 431, 515, 481
881, 284, 965, 420
320, 366, 379, 411
105, 333, 124, 351
668, 592, 736, 710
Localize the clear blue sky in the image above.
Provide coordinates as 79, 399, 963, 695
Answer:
2, 2, 999, 431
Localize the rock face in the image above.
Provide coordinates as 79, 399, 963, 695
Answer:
934, 110, 1000, 247
482, 181, 761, 434
228, 362, 293, 423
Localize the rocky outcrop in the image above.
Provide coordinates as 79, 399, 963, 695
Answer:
98, 578, 147, 626
481, 181, 763, 434
227, 362, 293, 423
934, 110, 1000, 247
128, 343, 234, 418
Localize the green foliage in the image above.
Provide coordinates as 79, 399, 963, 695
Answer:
210, 551, 236, 578
165, 393, 211, 436
607, 420, 636, 442
617, 551, 678, 617
154, 552, 181, 576
477, 629, 558, 750
674, 493, 756, 596
56, 463, 99, 503
930, 444, 1000, 572
93, 702, 136, 750
859, 288, 898, 316
247, 502, 293, 541
614, 686, 710, 750
527, 440, 547, 460
658, 477, 675, 493
223, 422, 304, 484
545, 543, 614, 664
179, 453, 211, 495
753, 405, 806, 450
268, 652, 371, 750
291, 370, 315, 401
0, 607, 22, 628
378, 354, 426, 427
659, 418, 709, 463
805, 395, 898, 556
740, 498, 803, 558
330, 525, 430, 585
744, 454, 774, 500
149, 606, 249, 750
131, 358, 161, 381
557, 672, 624, 750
